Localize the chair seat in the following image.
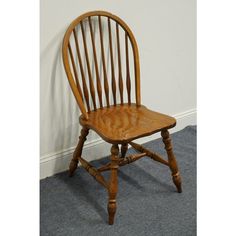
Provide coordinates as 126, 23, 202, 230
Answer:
80, 104, 176, 143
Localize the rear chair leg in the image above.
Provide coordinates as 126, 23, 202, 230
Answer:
121, 143, 128, 158
107, 144, 119, 225
69, 127, 89, 177
161, 129, 182, 193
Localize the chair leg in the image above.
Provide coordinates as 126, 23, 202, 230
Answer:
107, 144, 119, 225
69, 127, 89, 177
121, 143, 128, 158
161, 129, 182, 193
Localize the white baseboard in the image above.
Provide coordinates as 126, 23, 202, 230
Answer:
40, 108, 196, 179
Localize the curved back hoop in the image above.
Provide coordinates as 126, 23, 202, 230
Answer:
62, 11, 141, 120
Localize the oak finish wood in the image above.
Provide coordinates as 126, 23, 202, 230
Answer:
125, 33, 131, 104
97, 152, 146, 172
88, 16, 103, 108
98, 15, 110, 107
62, 11, 182, 225
116, 23, 124, 104
72, 29, 91, 112
80, 21, 97, 110
108, 17, 117, 106
79, 156, 108, 189
80, 104, 176, 144
161, 130, 182, 193
121, 143, 128, 158
68, 42, 81, 95
69, 128, 89, 177
107, 144, 119, 225
129, 141, 169, 166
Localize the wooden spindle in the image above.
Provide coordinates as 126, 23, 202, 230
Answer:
98, 152, 147, 172
81, 20, 97, 110
125, 33, 131, 104
108, 18, 116, 105
79, 156, 108, 189
116, 23, 124, 104
98, 16, 110, 107
119, 153, 146, 166
73, 29, 90, 112
88, 16, 103, 108
129, 142, 169, 166
68, 42, 83, 99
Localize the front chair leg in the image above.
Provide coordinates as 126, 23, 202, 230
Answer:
161, 129, 182, 193
107, 144, 119, 225
69, 127, 89, 177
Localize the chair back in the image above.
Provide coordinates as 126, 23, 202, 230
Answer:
62, 11, 141, 119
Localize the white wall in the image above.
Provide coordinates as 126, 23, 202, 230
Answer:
40, 0, 196, 179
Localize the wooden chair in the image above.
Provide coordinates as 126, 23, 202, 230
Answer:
62, 11, 182, 225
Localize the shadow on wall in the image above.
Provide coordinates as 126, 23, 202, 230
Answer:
40, 29, 81, 162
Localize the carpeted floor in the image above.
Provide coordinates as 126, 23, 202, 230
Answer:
40, 126, 196, 236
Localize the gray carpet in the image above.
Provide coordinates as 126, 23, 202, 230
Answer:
40, 126, 196, 236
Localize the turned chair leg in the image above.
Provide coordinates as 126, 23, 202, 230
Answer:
161, 129, 182, 193
107, 144, 119, 225
121, 143, 128, 158
69, 127, 89, 177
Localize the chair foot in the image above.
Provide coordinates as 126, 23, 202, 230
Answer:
69, 128, 89, 177
69, 159, 79, 177
107, 144, 119, 225
172, 172, 182, 193
161, 129, 182, 193
108, 200, 116, 225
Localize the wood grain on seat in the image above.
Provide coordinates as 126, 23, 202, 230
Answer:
80, 104, 176, 143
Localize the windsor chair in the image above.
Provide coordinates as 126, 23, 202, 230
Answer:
62, 11, 182, 225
